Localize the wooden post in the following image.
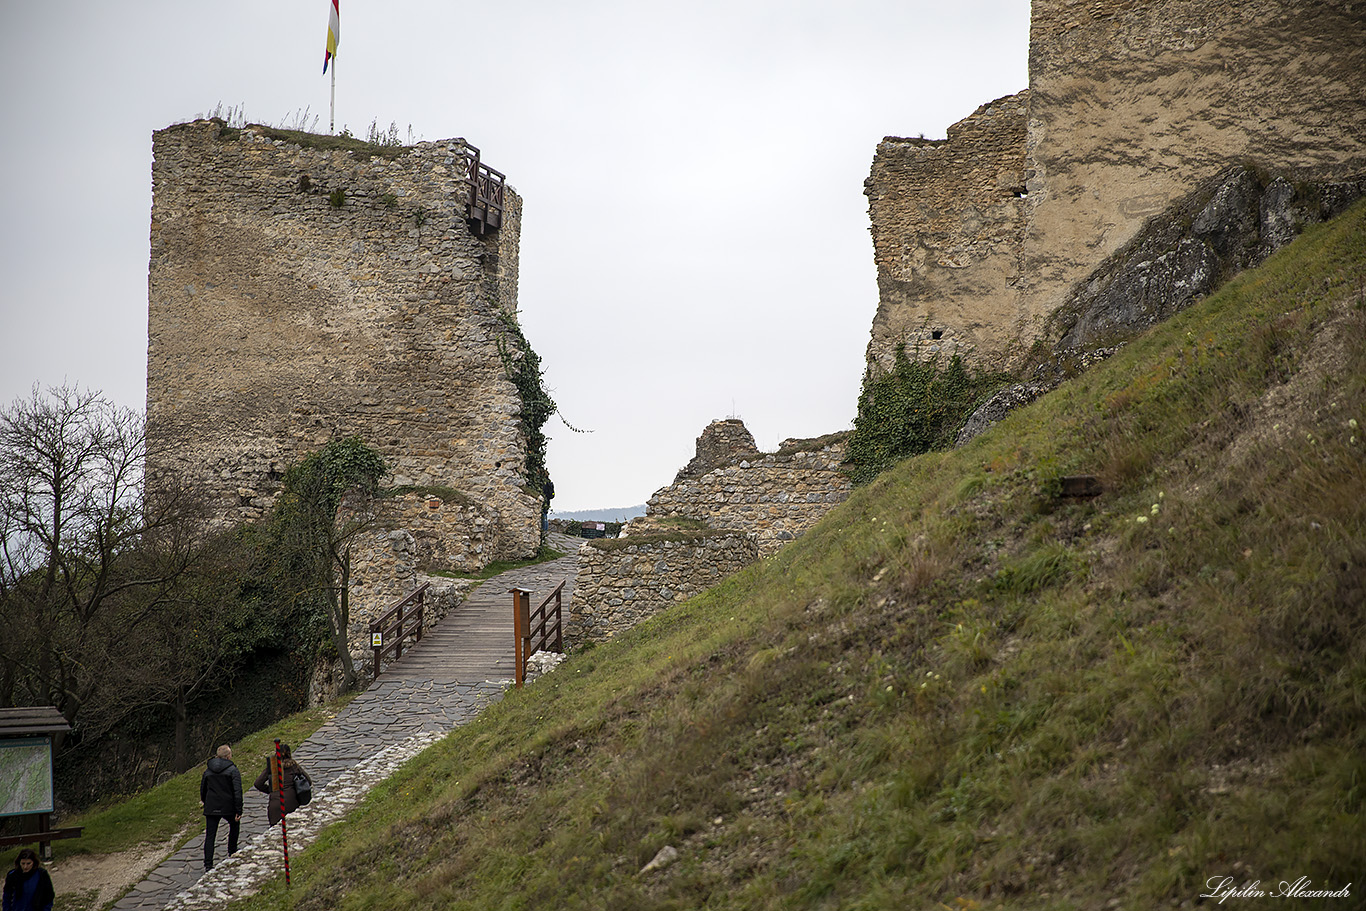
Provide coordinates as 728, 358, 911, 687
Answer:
371, 622, 382, 681
274, 739, 290, 887
415, 589, 425, 643
552, 587, 563, 653
511, 588, 531, 687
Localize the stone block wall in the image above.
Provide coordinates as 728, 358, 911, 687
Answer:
865, 93, 1029, 373
675, 418, 760, 478
146, 119, 541, 562
567, 532, 760, 644
630, 421, 853, 557
1022, 0, 1366, 333
865, 0, 1366, 372
344, 490, 492, 604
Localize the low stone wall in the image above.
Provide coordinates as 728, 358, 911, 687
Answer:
634, 432, 852, 557
568, 532, 759, 645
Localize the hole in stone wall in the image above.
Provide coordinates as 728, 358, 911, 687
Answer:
931, 329, 944, 340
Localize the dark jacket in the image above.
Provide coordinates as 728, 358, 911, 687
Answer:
3, 866, 55, 911
201, 755, 243, 818
254, 757, 310, 826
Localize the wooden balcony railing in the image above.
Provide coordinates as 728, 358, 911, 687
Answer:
460, 144, 505, 235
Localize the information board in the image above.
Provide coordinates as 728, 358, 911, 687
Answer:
0, 737, 54, 817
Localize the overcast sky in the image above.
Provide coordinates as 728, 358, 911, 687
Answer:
0, 0, 1028, 513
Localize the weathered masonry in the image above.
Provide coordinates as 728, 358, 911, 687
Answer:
565, 420, 849, 646
146, 120, 541, 563
568, 531, 760, 645
628, 420, 852, 557
865, 0, 1366, 372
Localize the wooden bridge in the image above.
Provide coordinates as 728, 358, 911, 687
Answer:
373, 540, 576, 684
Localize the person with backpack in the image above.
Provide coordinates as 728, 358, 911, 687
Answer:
200, 744, 243, 871
252, 742, 312, 826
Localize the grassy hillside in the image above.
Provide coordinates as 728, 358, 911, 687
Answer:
237, 202, 1365, 910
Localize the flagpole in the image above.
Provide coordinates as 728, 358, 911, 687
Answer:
330, 57, 336, 134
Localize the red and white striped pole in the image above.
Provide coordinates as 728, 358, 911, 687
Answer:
274, 739, 291, 887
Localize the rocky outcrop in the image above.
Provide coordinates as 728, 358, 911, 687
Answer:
957, 166, 1366, 444
1048, 167, 1366, 353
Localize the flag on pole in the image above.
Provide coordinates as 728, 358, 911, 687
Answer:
323, 0, 340, 74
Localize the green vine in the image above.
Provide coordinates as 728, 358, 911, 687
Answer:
495, 311, 555, 497
846, 348, 1011, 485
242, 437, 388, 675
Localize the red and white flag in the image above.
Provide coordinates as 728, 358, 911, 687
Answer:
323, 0, 340, 73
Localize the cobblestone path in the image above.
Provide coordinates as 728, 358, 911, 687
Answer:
112, 536, 579, 911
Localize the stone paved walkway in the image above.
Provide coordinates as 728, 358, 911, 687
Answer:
112, 536, 579, 911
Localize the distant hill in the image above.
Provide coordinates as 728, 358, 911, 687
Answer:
549, 504, 647, 522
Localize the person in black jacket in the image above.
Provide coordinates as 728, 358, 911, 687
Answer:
200, 744, 243, 871
3, 849, 54, 911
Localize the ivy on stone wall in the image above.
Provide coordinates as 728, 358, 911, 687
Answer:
846, 348, 1011, 485
496, 311, 555, 498
249, 436, 389, 690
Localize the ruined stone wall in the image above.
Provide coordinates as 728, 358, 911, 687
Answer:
865, 93, 1029, 372
1022, 0, 1366, 332
630, 421, 852, 557
567, 532, 760, 644
344, 490, 492, 601
865, 0, 1366, 371
146, 119, 540, 561
675, 418, 760, 479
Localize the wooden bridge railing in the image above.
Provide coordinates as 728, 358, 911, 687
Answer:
370, 582, 429, 679
511, 581, 565, 688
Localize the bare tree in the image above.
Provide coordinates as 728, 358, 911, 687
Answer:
109, 527, 257, 771
0, 385, 202, 741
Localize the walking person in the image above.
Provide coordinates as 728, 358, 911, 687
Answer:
200, 744, 243, 871
253, 743, 312, 826
2, 849, 54, 911
541, 477, 555, 538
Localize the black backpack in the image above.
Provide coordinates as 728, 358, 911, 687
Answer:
293, 771, 313, 806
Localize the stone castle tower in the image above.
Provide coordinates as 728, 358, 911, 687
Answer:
146, 119, 542, 562
865, 0, 1366, 371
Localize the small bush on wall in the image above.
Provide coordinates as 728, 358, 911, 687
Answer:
846, 348, 1011, 484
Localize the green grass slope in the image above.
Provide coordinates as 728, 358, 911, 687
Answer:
239, 202, 1366, 910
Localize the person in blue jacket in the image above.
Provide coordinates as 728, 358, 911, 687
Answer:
3, 849, 54, 911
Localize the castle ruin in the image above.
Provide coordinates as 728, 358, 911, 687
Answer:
145, 120, 542, 565
865, 0, 1366, 372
